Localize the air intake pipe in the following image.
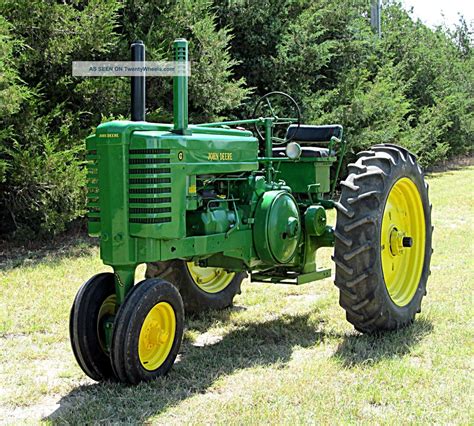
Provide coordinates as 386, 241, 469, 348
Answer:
172, 39, 190, 134
131, 40, 145, 121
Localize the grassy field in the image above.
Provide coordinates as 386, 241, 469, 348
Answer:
1, 167, 473, 424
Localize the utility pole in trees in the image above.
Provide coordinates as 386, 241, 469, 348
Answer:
370, 0, 382, 37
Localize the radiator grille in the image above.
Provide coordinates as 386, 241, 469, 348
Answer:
129, 158, 170, 164
86, 149, 100, 226
128, 149, 172, 224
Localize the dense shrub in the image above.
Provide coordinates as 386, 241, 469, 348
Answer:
2, 134, 85, 238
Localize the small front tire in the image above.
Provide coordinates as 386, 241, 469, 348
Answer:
69, 273, 117, 381
110, 278, 184, 384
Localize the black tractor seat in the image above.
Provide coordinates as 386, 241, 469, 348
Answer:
286, 124, 343, 142
271, 124, 342, 158
272, 146, 332, 158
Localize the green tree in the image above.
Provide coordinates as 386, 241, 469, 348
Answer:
0, 0, 123, 237
215, 0, 472, 165
0, 15, 30, 182
121, 0, 250, 122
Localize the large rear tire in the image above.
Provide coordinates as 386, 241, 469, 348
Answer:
334, 144, 433, 333
146, 260, 244, 313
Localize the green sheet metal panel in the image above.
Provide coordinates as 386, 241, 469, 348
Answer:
276, 157, 335, 193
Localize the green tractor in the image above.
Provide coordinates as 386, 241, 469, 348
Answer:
70, 39, 432, 384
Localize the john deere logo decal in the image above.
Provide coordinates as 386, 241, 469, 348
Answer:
208, 152, 233, 161
98, 133, 119, 138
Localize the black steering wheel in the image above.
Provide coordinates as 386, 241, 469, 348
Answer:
252, 91, 301, 145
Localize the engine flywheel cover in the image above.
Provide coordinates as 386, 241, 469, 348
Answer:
253, 190, 301, 264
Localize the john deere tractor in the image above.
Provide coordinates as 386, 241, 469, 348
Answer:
70, 39, 432, 384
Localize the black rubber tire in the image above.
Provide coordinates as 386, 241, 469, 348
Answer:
146, 260, 245, 313
333, 144, 433, 333
69, 272, 116, 381
110, 278, 184, 384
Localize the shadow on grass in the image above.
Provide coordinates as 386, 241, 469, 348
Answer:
332, 317, 433, 367
45, 309, 332, 424
0, 232, 97, 271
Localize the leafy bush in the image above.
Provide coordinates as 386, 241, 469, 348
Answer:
2, 138, 86, 238
0, 101, 86, 237
0, 15, 31, 184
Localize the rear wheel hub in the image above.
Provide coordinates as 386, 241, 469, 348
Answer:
389, 228, 412, 256
186, 263, 235, 294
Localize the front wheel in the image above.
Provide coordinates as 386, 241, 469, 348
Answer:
69, 273, 117, 381
146, 260, 245, 313
110, 278, 184, 384
334, 144, 433, 333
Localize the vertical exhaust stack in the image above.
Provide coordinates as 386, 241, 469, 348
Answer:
172, 39, 190, 134
131, 40, 146, 121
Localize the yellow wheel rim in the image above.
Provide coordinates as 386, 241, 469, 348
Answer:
186, 262, 235, 294
381, 177, 426, 306
138, 302, 176, 371
97, 294, 116, 353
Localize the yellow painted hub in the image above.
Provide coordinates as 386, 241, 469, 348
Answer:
138, 302, 176, 371
186, 262, 235, 293
381, 177, 426, 306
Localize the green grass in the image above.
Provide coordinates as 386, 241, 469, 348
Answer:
1, 167, 473, 424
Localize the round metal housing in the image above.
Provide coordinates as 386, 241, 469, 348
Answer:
253, 190, 301, 264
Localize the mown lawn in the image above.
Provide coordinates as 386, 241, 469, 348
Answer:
1, 167, 473, 424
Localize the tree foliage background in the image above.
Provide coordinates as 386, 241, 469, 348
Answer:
0, 0, 472, 238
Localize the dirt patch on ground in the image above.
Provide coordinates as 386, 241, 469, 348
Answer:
1, 397, 61, 424
192, 332, 224, 347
